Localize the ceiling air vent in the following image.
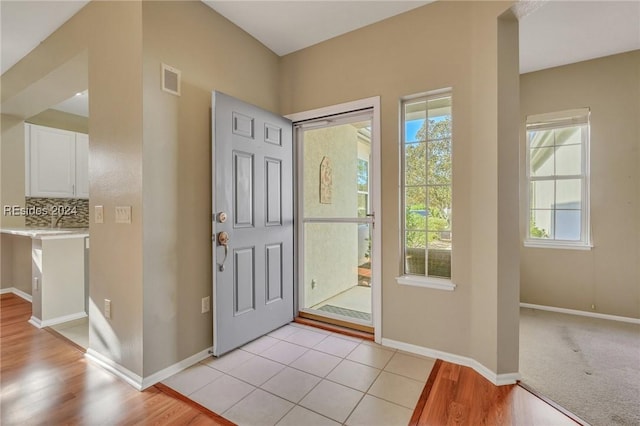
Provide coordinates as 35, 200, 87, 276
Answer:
161, 63, 181, 96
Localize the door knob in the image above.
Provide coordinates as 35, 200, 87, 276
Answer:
217, 231, 229, 271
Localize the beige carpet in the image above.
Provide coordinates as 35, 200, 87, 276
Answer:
520, 308, 640, 426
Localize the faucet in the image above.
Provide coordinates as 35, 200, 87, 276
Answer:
51, 213, 64, 228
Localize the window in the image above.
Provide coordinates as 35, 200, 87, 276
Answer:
400, 92, 452, 283
357, 158, 369, 218
525, 109, 591, 249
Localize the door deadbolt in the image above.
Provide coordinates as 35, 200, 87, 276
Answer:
217, 212, 227, 223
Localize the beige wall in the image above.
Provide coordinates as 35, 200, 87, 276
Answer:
140, 1, 280, 376
1, 0, 280, 380
1, 0, 523, 380
496, 11, 521, 373
1, 114, 26, 228
281, 1, 520, 374
520, 51, 640, 319
27, 109, 89, 134
2, 1, 145, 375
0, 234, 32, 294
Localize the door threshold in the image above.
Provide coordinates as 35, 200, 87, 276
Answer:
296, 313, 374, 341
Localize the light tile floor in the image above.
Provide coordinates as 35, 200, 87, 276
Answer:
163, 323, 435, 426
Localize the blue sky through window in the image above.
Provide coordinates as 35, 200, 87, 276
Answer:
405, 119, 424, 142
405, 116, 448, 143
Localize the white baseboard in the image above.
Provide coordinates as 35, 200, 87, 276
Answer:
28, 316, 42, 328
141, 347, 213, 390
41, 312, 87, 327
381, 338, 520, 386
520, 303, 640, 325
86, 349, 144, 391
86, 347, 214, 391
1, 287, 33, 302
27, 312, 88, 328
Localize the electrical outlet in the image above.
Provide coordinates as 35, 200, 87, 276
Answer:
201, 296, 210, 313
95, 205, 104, 224
311, 279, 317, 289
104, 299, 112, 319
115, 206, 132, 224
591, 304, 596, 310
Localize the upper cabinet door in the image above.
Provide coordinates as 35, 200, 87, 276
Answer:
75, 133, 89, 198
29, 124, 76, 198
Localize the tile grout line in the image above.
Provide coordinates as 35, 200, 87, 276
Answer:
341, 346, 399, 424
171, 324, 430, 425
181, 366, 228, 398
260, 327, 369, 425
203, 330, 333, 423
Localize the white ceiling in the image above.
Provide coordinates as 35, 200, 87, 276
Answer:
51, 90, 89, 117
203, 1, 432, 56
519, 1, 640, 73
0, 0, 90, 75
1, 1, 638, 104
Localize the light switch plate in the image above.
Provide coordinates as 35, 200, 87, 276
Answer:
115, 206, 132, 224
201, 296, 210, 314
95, 205, 104, 224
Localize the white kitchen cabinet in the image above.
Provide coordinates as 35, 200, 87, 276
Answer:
25, 124, 88, 199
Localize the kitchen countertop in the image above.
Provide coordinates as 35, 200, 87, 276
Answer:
0, 227, 89, 239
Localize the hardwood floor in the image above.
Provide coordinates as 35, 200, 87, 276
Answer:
411, 359, 583, 425
0, 294, 233, 426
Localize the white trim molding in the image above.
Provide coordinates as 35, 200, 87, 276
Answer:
396, 275, 456, 291
44, 312, 87, 328
140, 348, 213, 390
1, 287, 33, 302
286, 96, 383, 344
86, 347, 214, 391
523, 240, 593, 250
381, 338, 520, 386
521, 303, 640, 325
28, 316, 42, 328
27, 312, 87, 328
86, 349, 144, 391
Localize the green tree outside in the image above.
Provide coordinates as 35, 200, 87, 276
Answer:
405, 116, 452, 249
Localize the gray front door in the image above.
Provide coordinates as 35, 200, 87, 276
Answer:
212, 91, 293, 356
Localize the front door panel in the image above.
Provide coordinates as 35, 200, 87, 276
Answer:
212, 92, 293, 356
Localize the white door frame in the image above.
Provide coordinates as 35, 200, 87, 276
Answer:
286, 96, 382, 343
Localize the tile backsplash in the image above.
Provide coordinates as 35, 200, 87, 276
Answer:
25, 197, 89, 228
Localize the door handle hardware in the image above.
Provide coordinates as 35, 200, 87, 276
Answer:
217, 231, 229, 271
217, 212, 227, 223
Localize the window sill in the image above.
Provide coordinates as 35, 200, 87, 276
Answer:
523, 240, 593, 251
396, 275, 456, 291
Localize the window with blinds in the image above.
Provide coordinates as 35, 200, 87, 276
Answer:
525, 108, 592, 249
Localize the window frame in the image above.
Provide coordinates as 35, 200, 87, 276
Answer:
396, 89, 455, 291
524, 110, 592, 250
